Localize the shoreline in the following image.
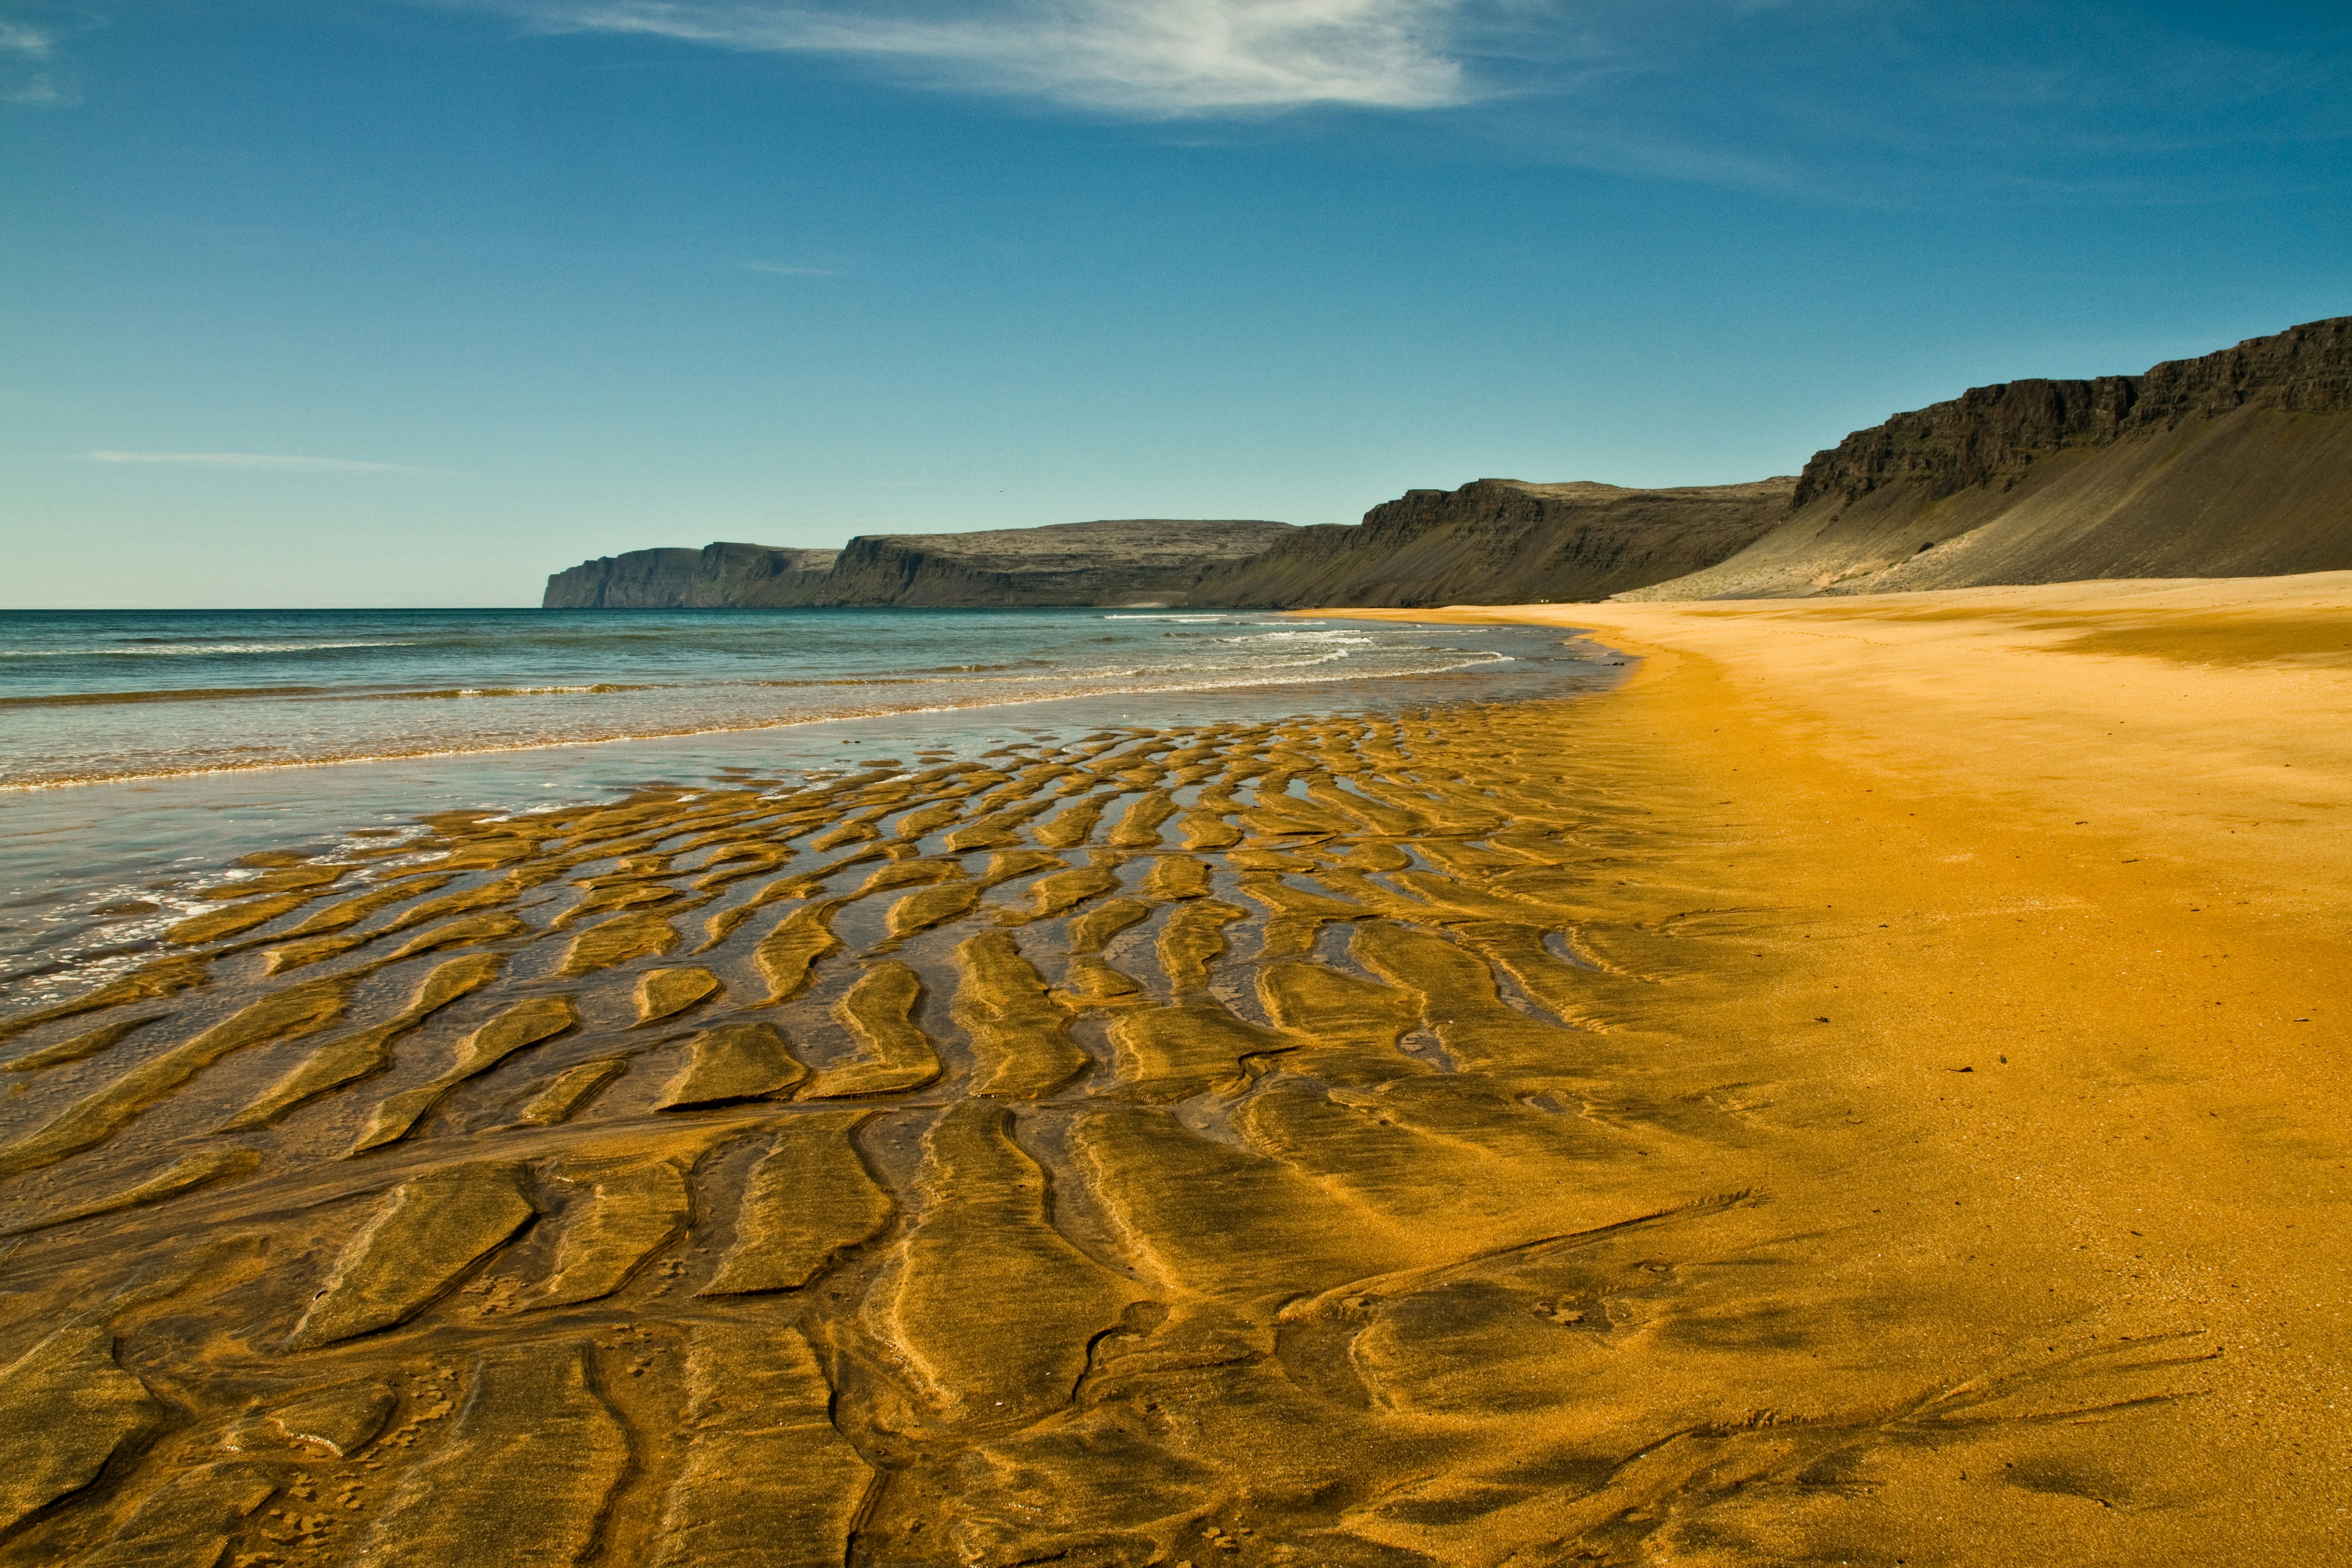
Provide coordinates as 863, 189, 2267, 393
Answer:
0, 625, 1615, 1013
0, 579, 2338, 1562
0, 652, 1520, 793
0, 606, 1568, 796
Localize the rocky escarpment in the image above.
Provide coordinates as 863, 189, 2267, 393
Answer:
810, 519, 1296, 607
544, 543, 839, 608
544, 319, 2352, 612
1794, 316, 2352, 510
1631, 316, 2352, 599
544, 521, 1296, 609
1181, 479, 1795, 608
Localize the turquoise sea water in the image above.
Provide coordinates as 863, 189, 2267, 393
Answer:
0, 607, 1622, 1005
0, 607, 1564, 787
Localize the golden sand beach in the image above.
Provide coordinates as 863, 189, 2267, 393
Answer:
1338, 571, 2352, 1562
0, 574, 2343, 1565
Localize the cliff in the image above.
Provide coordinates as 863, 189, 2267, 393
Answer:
543, 318, 2352, 612
1180, 478, 1794, 607
543, 520, 1296, 610
544, 542, 839, 608
811, 519, 1296, 607
1626, 316, 2352, 599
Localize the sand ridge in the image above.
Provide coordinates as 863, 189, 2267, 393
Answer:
0, 578, 2341, 1563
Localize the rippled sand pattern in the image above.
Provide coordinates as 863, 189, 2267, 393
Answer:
0, 707, 2222, 1566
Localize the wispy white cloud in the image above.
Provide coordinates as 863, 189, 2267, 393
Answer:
741, 259, 842, 274
514, 0, 1475, 115
82, 450, 470, 476
453, 0, 2352, 202
0, 17, 70, 105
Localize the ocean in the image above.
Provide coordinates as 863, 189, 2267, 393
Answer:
0, 606, 1620, 1006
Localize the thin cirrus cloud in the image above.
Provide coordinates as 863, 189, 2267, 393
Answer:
0, 18, 68, 105
82, 451, 470, 477
514, 0, 1476, 115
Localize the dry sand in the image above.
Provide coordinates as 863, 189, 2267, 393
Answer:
0, 574, 2341, 1565
1331, 570, 2352, 1561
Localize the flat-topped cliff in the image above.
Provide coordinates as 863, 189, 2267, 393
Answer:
544, 521, 1295, 610
545, 317, 2352, 611
544, 543, 840, 608
1627, 316, 2352, 599
1182, 478, 1794, 607
812, 519, 1296, 607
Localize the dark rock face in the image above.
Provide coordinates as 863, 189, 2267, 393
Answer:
810, 519, 1298, 607
1181, 479, 1795, 608
1636, 316, 2352, 599
544, 543, 839, 608
1793, 318, 2352, 511
1789, 380, 2143, 510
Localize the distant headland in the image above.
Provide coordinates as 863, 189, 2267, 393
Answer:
545, 316, 2352, 610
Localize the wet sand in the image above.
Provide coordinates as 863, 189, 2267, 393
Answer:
0, 576, 2342, 1565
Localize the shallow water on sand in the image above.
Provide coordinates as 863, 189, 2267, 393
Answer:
0, 607, 1549, 789
0, 610, 1620, 1007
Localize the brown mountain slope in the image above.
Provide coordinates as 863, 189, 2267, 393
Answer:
542, 521, 1296, 609
1624, 316, 2352, 599
1181, 478, 1795, 608
810, 519, 1296, 607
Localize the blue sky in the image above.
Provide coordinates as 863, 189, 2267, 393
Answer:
5, 0, 2348, 606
